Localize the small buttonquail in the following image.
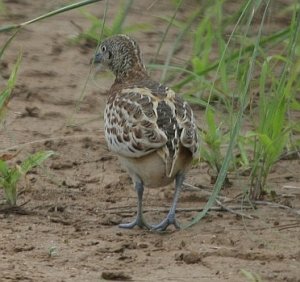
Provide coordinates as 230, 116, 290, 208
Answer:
94, 34, 198, 231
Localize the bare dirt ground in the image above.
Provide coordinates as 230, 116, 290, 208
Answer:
0, 1, 299, 281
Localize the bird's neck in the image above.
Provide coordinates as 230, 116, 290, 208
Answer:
114, 67, 149, 84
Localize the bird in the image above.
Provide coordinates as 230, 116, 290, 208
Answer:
93, 34, 198, 231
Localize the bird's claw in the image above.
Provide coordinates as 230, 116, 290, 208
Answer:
151, 215, 180, 231
119, 216, 151, 230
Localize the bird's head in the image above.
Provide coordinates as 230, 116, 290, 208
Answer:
93, 34, 146, 81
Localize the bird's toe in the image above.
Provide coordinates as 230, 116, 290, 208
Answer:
151, 215, 180, 231
119, 216, 151, 230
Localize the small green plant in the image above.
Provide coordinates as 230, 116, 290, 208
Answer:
48, 245, 58, 257
201, 108, 222, 172
0, 151, 54, 206
0, 38, 54, 207
200, 108, 230, 185
249, 55, 300, 199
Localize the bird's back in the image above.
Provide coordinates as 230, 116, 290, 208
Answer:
104, 76, 198, 178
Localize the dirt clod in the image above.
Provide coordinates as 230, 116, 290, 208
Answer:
137, 242, 148, 249
101, 271, 132, 281
175, 251, 202, 264
24, 106, 40, 117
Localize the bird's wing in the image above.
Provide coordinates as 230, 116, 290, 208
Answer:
105, 85, 199, 175
104, 87, 168, 158
154, 89, 199, 176
172, 95, 199, 156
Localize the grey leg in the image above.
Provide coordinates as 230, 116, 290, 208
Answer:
151, 173, 185, 231
119, 181, 151, 229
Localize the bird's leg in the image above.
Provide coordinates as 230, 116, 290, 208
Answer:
151, 173, 184, 231
119, 181, 151, 229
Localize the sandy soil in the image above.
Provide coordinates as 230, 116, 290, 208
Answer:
0, 1, 299, 281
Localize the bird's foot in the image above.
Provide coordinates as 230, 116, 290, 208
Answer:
119, 216, 151, 230
151, 214, 180, 231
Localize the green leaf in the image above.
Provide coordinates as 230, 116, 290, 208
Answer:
4, 183, 17, 206
192, 57, 205, 74
205, 108, 218, 134
257, 133, 272, 149
20, 151, 54, 175
0, 164, 19, 206
182, 94, 211, 109
0, 159, 9, 176
9, 169, 21, 190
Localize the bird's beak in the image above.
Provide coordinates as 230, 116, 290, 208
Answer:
91, 52, 102, 64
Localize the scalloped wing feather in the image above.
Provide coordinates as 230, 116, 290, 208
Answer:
104, 89, 168, 158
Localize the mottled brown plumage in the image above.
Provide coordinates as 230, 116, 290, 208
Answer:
94, 34, 198, 230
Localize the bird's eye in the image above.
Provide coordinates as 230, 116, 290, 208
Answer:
101, 45, 106, 52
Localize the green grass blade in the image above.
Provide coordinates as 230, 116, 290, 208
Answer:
111, 0, 133, 35
0, 0, 6, 15
153, 0, 183, 63
0, 29, 19, 59
4, 182, 17, 206
0, 0, 102, 32
0, 52, 22, 120
160, 8, 201, 82
173, 26, 292, 90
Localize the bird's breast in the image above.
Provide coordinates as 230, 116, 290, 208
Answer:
118, 150, 174, 188
117, 146, 192, 188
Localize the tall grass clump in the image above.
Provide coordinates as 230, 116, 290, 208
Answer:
147, 0, 299, 225
249, 12, 300, 199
